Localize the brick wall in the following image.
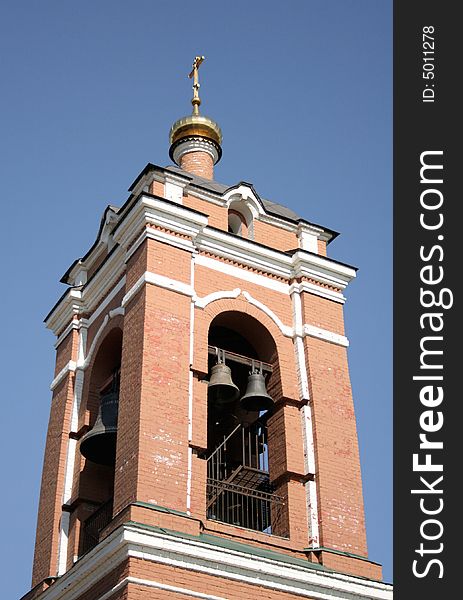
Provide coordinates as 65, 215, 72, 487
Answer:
253, 219, 299, 252
303, 329, 368, 556
180, 150, 214, 179
32, 330, 78, 585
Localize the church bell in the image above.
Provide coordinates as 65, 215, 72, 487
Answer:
208, 362, 240, 405
80, 376, 119, 466
240, 367, 274, 412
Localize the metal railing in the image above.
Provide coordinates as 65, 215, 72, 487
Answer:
206, 423, 285, 534
81, 498, 113, 554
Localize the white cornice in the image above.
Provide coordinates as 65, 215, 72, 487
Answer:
126, 226, 195, 264
46, 289, 83, 337
164, 171, 188, 188
65, 208, 120, 286
112, 194, 208, 251
185, 185, 226, 206
195, 254, 290, 295
291, 280, 346, 304
223, 184, 265, 216
80, 248, 125, 314
98, 577, 227, 600
46, 195, 355, 336
291, 250, 356, 290
35, 523, 392, 600
259, 212, 298, 232
297, 222, 325, 237
197, 228, 292, 279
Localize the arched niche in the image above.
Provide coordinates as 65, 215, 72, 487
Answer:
76, 326, 123, 556
205, 311, 287, 536
227, 200, 255, 239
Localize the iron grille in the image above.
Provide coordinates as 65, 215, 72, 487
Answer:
206, 423, 285, 534
81, 498, 113, 554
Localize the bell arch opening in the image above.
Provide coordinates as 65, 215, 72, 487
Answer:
205, 311, 287, 536
76, 326, 123, 557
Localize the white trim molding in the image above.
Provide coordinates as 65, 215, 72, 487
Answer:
292, 280, 346, 304
241, 291, 293, 338
195, 253, 290, 294
126, 226, 195, 264
50, 361, 77, 391
186, 252, 196, 514
97, 577, 227, 600
291, 288, 320, 547
36, 523, 392, 600
112, 194, 208, 251
193, 287, 293, 338
223, 184, 266, 219
122, 271, 194, 309
297, 223, 319, 254
304, 324, 349, 348
172, 138, 220, 165
46, 192, 355, 337
194, 288, 242, 309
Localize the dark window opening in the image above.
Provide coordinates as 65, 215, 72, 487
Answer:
228, 211, 245, 236
78, 328, 122, 556
206, 320, 285, 535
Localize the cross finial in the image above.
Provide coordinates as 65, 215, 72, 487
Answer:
188, 55, 205, 115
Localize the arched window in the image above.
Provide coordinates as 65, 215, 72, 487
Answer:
205, 312, 286, 536
227, 210, 245, 235
227, 200, 254, 239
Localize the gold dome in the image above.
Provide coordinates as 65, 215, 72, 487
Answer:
169, 57, 223, 168
169, 114, 222, 147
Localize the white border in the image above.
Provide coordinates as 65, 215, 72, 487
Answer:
37, 524, 392, 600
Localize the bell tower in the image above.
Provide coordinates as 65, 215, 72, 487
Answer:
23, 58, 392, 600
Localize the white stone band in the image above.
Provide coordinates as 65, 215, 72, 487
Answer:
172, 138, 220, 165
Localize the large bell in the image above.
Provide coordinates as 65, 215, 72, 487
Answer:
208, 363, 240, 405
240, 371, 274, 412
80, 388, 119, 466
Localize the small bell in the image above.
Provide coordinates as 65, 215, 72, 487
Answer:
80, 375, 119, 466
240, 364, 274, 412
208, 352, 240, 405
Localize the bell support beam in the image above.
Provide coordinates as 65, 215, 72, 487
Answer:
207, 345, 273, 373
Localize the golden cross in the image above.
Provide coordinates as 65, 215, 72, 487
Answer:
188, 55, 205, 115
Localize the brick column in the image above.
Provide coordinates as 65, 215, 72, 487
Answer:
301, 292, 368, 556
113, 239, 193, 517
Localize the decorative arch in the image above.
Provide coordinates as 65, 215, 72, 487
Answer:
74, 322, 123, 557
84, 325, 123, 424
223, 184, 266, 217
82, 307, 125, 370
202, 304, 290, 537
195, 289, 293, 338
195, 296, 299, 402
223, 184, 266, 241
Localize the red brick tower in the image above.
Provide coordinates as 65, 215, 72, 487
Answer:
24, 58, 392, 600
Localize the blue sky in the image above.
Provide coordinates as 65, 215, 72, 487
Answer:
0, 1, 392, 596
